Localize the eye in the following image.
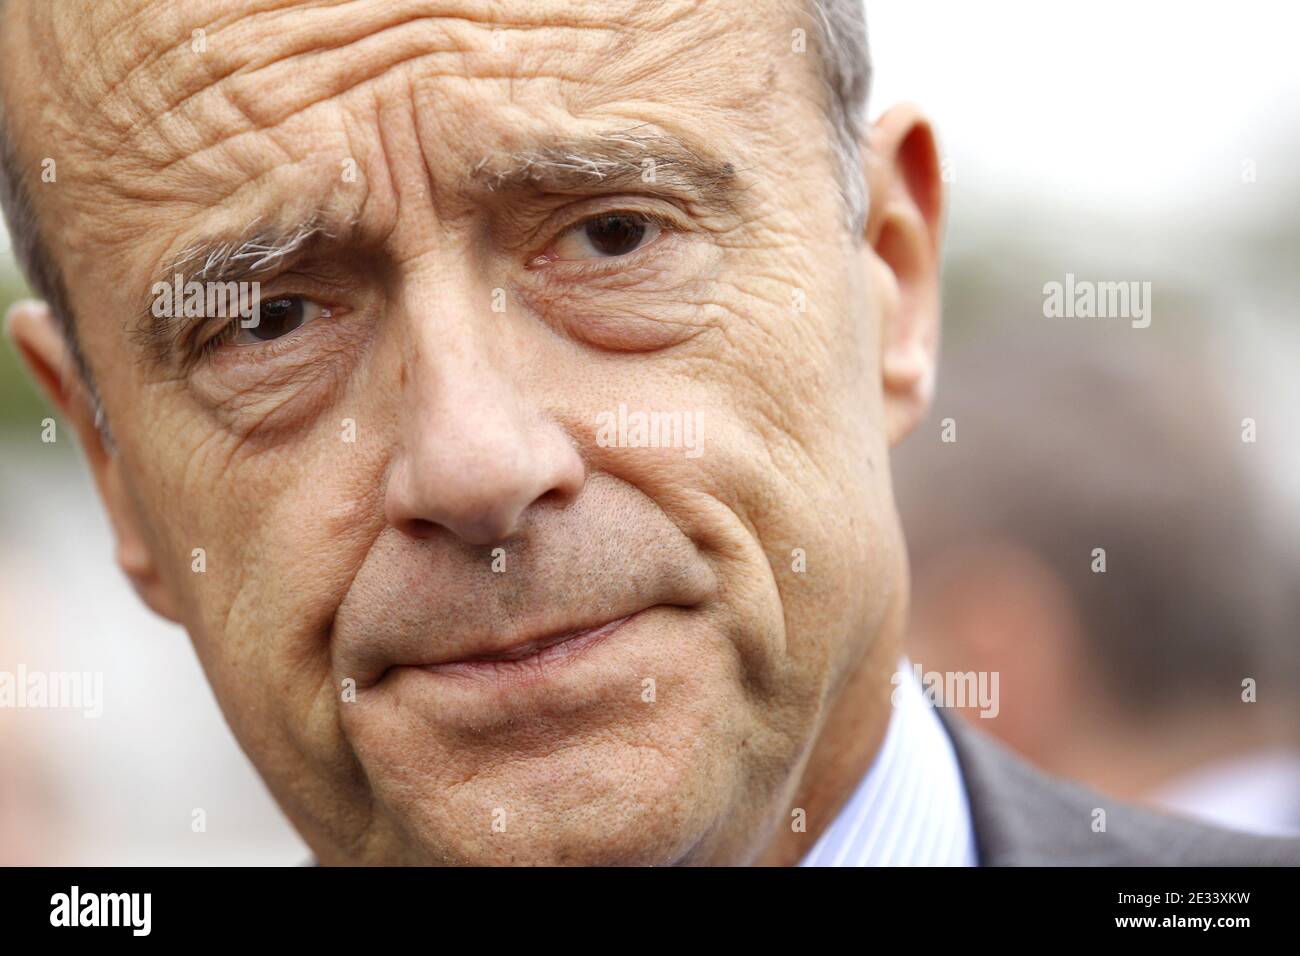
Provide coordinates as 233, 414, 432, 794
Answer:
550, 213, 662, 261
234, 295, 330, 344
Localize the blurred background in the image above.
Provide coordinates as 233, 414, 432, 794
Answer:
2, 0, 1298, 862
879, 0, 1300, 836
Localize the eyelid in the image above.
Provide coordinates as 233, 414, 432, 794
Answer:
508, 191, 692, 245
234, 298, 332, 346
531, 208, 679, 269
195, 292, 336, 363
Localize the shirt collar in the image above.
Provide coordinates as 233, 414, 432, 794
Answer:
799, 659, 978, 866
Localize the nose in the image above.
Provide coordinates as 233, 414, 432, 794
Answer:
384, 324, 585, 547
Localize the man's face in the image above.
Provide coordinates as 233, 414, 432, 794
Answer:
4, 0, 935, 863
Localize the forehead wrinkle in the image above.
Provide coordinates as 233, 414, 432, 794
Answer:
95, 0, 417, 147
37, 1, 779, 231
103, 2, 634, 162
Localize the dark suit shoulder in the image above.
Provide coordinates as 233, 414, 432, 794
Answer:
938, 711, 1300, 866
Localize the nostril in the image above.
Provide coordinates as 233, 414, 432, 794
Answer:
405, 518, 438, 538
535, 486, 574, 510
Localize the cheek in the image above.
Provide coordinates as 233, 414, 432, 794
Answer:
123, 398, 390, 761
570, 256, 895, 703
187, 318, 374, 439
675, 253, 897, 686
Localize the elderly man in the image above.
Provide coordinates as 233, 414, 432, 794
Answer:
0, 0, 1294, 866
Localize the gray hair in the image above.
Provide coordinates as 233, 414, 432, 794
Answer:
0, 1, 870, 370
809, 0, 872, 233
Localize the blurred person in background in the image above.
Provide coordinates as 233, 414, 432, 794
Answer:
895, 323, 1300, 836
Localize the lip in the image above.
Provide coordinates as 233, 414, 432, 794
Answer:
417, 612, 639, 681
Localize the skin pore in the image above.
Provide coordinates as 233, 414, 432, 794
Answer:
2, 0, 942, 864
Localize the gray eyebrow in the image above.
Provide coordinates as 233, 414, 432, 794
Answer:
472, 126, 739, 207
165, 216, 340, 288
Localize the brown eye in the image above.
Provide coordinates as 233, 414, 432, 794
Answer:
552, 213, 661, 260
236, 296, 328, 344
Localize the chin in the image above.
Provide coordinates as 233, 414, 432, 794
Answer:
352, 702, 756, 866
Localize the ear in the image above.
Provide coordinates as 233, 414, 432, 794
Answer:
863, 104, 944, 445
5, 299, 181, 623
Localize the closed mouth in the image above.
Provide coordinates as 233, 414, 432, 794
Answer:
418, 613, 636, 679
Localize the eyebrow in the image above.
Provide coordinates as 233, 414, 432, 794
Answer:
171, 218, 339, 285
472, 126, 740, 209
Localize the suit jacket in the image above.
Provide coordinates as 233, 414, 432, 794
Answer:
938, 710, 1300, 865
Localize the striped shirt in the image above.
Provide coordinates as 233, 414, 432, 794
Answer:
799, 660, 978, 867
